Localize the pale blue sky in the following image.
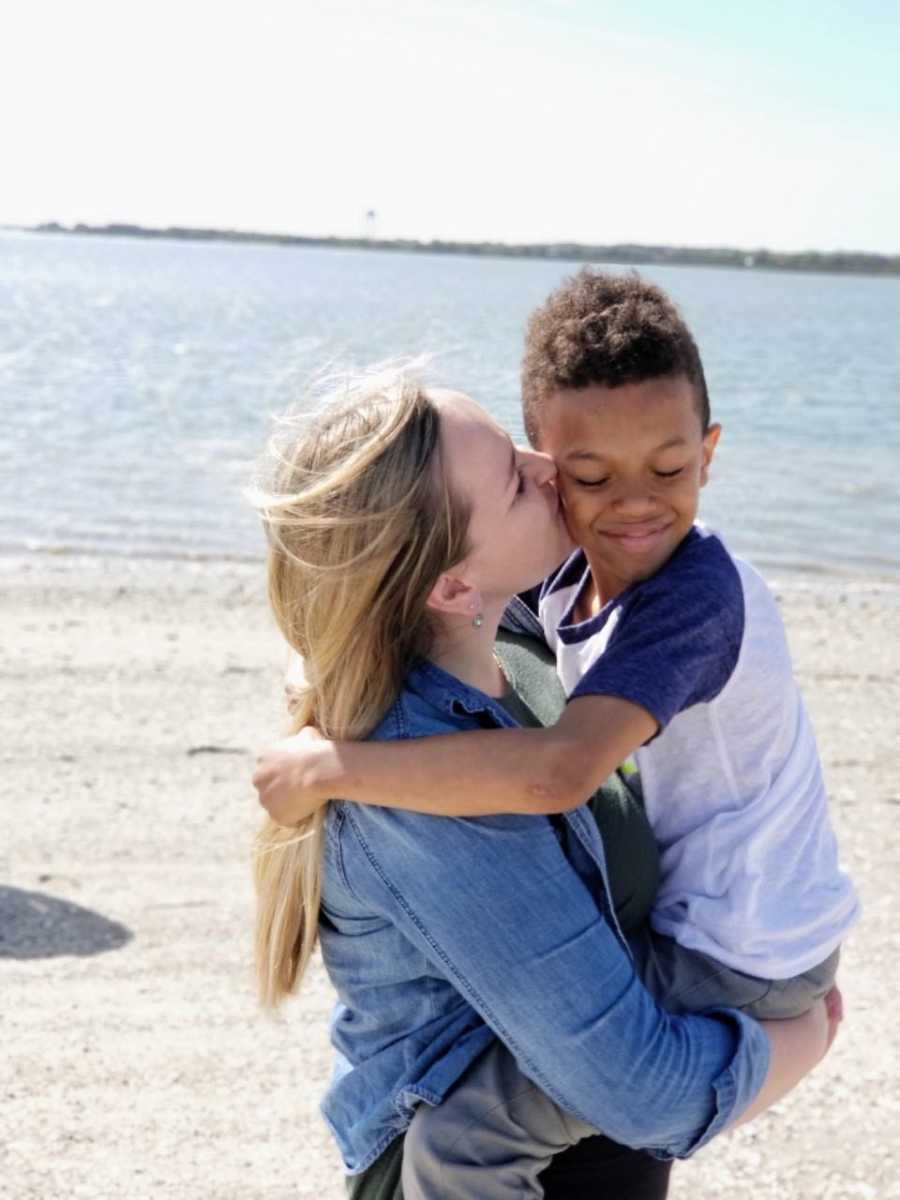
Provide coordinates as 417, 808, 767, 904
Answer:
4, 0, 897, 252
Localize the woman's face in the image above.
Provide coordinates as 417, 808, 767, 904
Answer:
434, 391, 573, 601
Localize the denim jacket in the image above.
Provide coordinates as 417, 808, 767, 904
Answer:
319, 658, 769, 1174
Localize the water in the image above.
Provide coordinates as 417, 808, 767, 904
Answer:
1, 229, 898, 579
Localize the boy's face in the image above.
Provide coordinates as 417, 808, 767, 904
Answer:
536, 375, 721, 601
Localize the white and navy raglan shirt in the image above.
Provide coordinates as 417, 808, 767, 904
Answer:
507, 524, 859, 979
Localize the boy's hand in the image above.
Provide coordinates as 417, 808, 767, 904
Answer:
253, 727, 331, 826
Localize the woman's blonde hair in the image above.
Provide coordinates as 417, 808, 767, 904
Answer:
250, 366, 472, 1007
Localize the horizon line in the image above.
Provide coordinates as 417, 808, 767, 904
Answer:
9, 221, 900, 278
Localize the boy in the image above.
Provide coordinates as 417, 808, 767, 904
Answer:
257, 271, 857, 1196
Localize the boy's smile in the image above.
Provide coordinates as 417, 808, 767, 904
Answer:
536, 375, 721, 607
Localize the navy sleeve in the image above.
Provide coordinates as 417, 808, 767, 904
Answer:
570, 551, 744, 729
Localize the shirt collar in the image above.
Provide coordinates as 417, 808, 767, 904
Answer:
405, 658, 518, 726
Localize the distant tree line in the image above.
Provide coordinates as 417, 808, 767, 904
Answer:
29, 222, 900, 278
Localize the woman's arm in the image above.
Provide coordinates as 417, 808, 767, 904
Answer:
337, 799, 773, 1158
254, 693, 657, 826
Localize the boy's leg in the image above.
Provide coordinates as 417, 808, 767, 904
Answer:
630, 925, 841, 1019
401, 1041, 594, 1200
739, 947, 840, 1019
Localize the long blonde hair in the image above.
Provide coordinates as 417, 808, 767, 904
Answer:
250, 367, 471, 1007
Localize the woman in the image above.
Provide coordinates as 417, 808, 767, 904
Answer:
251, 367, 836, 1199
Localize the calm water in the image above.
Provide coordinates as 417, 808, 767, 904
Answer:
1, 230, 898, 579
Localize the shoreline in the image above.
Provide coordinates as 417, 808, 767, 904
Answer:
11, 224, 900, 280
6, 545, 900, 592
3, 553, 898, 1198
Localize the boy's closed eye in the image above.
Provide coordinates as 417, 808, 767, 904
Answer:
571, 466, 686, 488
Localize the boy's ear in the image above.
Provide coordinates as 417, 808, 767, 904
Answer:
426, 571, 482, 618
700, 423, 722, 487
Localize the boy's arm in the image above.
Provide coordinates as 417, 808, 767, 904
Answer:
253, 694, 657, 825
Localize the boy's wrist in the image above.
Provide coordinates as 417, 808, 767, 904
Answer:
304, 738, 348, 802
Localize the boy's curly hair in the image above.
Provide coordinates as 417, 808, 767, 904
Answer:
521, 269, 710, 443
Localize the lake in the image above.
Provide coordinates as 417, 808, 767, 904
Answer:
1, 230, 897, 579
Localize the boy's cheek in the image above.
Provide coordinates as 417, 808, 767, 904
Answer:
557, 482, 590, 519
560, 496, 594, 541
555, 478, 580, 511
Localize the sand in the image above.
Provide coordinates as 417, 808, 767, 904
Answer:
2, 553, 898, 1200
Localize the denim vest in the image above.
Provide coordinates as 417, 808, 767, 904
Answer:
318, 658, 769, 1174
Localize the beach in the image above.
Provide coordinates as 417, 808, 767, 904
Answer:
3, 553, 898, 1200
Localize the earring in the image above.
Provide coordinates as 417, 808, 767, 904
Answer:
472, 612, 484, 629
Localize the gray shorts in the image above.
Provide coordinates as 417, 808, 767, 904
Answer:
628, 926, 840, 1019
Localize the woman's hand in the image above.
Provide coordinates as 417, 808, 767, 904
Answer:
253, 727, 332, 826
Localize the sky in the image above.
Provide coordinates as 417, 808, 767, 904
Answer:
3, 0, 898, 253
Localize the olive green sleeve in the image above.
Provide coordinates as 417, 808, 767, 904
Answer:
495, 631, 659, 935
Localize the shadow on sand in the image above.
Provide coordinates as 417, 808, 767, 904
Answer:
0, 886, 133, 959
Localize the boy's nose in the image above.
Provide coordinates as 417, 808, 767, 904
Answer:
611, 480, 655, 512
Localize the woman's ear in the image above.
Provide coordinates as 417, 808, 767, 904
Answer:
426, 571, 481, 618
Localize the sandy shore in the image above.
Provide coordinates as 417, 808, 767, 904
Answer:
2, 553, 898, 1200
